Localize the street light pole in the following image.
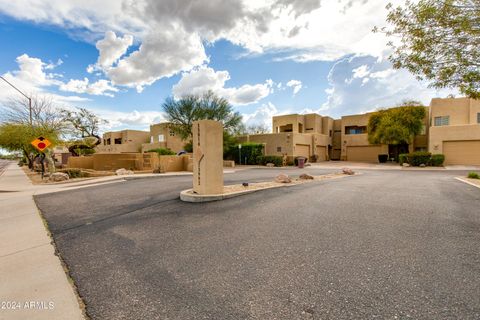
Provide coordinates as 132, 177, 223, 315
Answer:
0, 75, 33, 125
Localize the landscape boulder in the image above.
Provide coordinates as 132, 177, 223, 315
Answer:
116, 168, 134, 175
49, 172, 69, 182
266, 163, 275, 167
419, 164, 426, 168
274, 174, 292, 183
402, 163, 410, 167
342, 168, 355, 175
299, 173, 314, 180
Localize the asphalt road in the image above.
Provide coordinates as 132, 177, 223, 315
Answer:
35, 168, 480, 320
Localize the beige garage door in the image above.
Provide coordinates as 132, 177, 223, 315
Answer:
347, 146, 382, 162
295, 144, 310, 158
443, 141, 480, 165
316, 145, 327, 161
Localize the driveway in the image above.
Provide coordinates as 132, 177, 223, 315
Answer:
34, 168, 480, 319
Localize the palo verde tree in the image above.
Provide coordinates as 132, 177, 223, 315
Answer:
0, 95, 66, 168
61, 107, 106, 156
368, 102, 427, 146
0, 123, 60, 168
162, 91, 243, 151
376, 1, 480, 98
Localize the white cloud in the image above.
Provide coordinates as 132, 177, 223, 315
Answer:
96, 109, 166, 131
107, 30, 208, 92
60, 78, 119, 97
242, 102, 279, 130
89, 31, 133, 72
286, 79, 302, 95
172, 66, 272, 105
321, 55, 458, 118
0, 54, 90, 104
0, 0, 399, 91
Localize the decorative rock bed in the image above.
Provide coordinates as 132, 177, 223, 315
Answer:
180, 171, 358, 202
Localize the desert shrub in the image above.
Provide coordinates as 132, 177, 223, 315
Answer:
467, 172, 480, 179
60, 168, 88, 178
227, 143, 263, 165
430, 154, 445, 167
407, 151, 431, 166
398, 153, 408, 165
256, 155, 283, 167
147, 148, 176, 155
294, 156, 309, 166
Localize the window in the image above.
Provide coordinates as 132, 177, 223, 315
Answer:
169, 130, 175, 136
106, 138, 111, 145
158, 134, 165, 142
277, 147, 282, 152
434, 116, 449, 126
345, 126, 367, 135
329, 130, 332, 137
114, 138, 122, 144
477, 113, 480, 124
150, 136, 154, 143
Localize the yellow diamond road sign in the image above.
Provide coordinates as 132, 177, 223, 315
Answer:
31, 137, 51, 152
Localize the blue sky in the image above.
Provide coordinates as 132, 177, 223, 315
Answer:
0, 0, 455, 132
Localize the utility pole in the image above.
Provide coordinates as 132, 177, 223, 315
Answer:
0, 75, 32, 125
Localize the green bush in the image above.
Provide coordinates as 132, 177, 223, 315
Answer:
398, 153, 408, 165
225, 143, 264, 165
256, 155, 283, 167
468, 172, 480, 179
146, 148, 176, 155
407, 151, 431, 166
430, 154, 445, 167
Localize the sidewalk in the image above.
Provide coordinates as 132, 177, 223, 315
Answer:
0, 162, 85, 320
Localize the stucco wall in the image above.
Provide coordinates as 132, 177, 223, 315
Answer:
429, 125, 480, 154
67, 156, 94, 169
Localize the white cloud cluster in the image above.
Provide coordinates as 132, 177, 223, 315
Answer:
0, 0, 398, 91
60, 78, 118, 97
286, 79, 302, 95
88, 31, 133, 72
98, 109, 166, 131
321, 55, 457, 117
242, 102, 279, 130
172, 66, 273, 105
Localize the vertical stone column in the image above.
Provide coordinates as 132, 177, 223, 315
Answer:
192, 120, 224, 195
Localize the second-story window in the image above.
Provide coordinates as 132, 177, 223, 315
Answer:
114, 138, 122, 144
345, 126, 367, 134
434, 116, 449, 126
477, 113, 480, 124
169, 130, 175, 136
158, 134, 165, 142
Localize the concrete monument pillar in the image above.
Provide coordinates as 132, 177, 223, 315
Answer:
192, 120, 224, 195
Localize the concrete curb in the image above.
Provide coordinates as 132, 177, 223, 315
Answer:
455, 177, 480, 189
180, 173, 358, 202
180, 184, 286, 202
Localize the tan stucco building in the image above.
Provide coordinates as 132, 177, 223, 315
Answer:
241, 97, 480, 165
96, 130, 150, 153
240, 113, 334, 162
141, 123, 185, 153
429, 98, 480, 165
96, 123, 186, 154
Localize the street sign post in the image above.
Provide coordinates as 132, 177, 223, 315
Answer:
31, 137, 51, 152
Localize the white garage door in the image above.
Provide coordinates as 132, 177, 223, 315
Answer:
443, 141, 480, 165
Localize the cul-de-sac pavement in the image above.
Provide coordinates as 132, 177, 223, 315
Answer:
23, 165, 479, 320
